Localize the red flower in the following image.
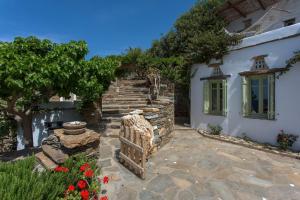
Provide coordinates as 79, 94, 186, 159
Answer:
80, 190, 90, 200
68, 185, 75, 191
103, 176, 109, 184
54, 166, 69, 173
100, 196, 108, 200
80, 163, 91, 172
77, 180, 87, 189
84, 169, 94, 178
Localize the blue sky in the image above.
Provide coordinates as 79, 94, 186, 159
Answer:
0, 0, 197, 57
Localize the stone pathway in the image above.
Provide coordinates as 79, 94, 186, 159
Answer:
99, 128, 300, 200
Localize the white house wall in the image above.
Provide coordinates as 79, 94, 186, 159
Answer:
17, 101, 82, 150
191, 24, 300, 150
227, 0, 300, 33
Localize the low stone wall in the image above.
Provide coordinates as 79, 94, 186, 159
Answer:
142, 98, 174, 152
0, 133, 17, 153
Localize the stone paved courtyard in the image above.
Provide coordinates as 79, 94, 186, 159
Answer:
99, 127, 300, 200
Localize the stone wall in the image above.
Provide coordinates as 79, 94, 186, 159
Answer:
0, 133, 17, 153
142, 98, 174, 152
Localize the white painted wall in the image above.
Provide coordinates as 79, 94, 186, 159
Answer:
227, 0, 300, 33
191, 24, 300, 150
17, 101, 82, 150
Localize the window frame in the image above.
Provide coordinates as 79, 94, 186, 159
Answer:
242, 74, 275, 120
203, 79, 227, 116
284, 18, 296, 27
248, 75, 268, 119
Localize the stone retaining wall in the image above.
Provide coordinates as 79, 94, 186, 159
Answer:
143, 98, 174, 152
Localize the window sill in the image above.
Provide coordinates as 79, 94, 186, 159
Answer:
204, 113, 226, 117
243, 115, 276, 121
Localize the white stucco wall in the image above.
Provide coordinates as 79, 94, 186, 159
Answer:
227, 0, 300, 33
191, 24, 300, 150
17, 101, 82, 150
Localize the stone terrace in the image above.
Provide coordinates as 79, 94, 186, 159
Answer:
100, 127, 300, 200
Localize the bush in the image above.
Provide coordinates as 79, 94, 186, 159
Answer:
208, 124, 222, 135
0, 154, 107, 200
277, 130, 298, 150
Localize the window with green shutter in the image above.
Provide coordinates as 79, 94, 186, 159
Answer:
241, 74, 275, 120
203, 79, 227, 116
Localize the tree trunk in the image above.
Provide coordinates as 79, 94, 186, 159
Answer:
22, 114, 33, 148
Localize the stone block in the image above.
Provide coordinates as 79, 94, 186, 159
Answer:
42, 144, 69, 164
35, 152, 57, 170
143, 108, 160, 113
55, 129, 100, 149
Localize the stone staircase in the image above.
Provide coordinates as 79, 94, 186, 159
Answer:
101, 79, 149, 137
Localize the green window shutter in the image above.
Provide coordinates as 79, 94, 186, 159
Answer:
268, 74, 275, 120
241, 77, 250, 117
203, 81, 210, 114
222, 79, 228, 116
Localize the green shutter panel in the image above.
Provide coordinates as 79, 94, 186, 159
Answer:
241, 77, 250, 117
268, 74, 275, 120
222, 79, 227, 116
203, 81, 210, 114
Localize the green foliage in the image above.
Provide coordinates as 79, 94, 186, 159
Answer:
0, 154, 99, 200
0, 112, 16, 138
208, 124, 222, 135
120, 48, 188, 86
0, 36, 119, 146
148, 0, 240, 64
287, 51, 300, 67
277, 130, 298, 150
75, 56, 120, 104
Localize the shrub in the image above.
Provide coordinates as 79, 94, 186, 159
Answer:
0, 154, 108, 200
277, 130, 298, 150
208, 124, 222, 135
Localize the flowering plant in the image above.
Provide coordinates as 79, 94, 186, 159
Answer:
277, 130, 298, 150
55, 160, 109, 200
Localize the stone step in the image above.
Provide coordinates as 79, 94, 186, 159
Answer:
108, 87, 149, 92
103, 97, 148, 102
42, 145, 69, 164
104, 91, 149, 96
102, 113, 127, 118
100, 121, 121, 129
117, 80, 147, 84
35, 152, 57, 170
101, 116, 122, 123
102, 104, 147, 110
102, 109, 136, 115
100, 128, 120, 138
102, 100, 148, 105
103, 95, 148, 100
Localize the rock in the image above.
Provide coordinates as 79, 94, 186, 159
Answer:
120, 114, 154, 158
143, 107, 160, 113
129, 109, 143, 115
42, 144, 69, 164
159, 128, 167, 136
35, 152, 57, 170
55, 129, 100, 149
42, 135, 61, 149
144, 114, 159, 120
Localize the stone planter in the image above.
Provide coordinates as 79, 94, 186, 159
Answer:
63, 128, 86, 135
63, 122, 87, 130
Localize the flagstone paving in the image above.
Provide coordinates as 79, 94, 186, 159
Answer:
99, 128, 300, 200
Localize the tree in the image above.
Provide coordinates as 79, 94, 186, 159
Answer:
0, 37, 119, 148
148, 0, 240, 64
